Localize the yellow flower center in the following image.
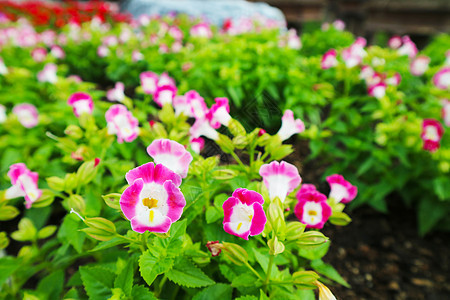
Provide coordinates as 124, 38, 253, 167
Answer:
143, 197, 158, 209
308, 210, 317, 216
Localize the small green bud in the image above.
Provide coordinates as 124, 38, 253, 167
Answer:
68, 194, 86, 214
11, 218, 37, 242
286, 222, 306, 241
32, 189, 55, 208
0, 205, 19, 221
268, 236, 285, 255
37, 225, 57, 239
222, 242, 249, 266
0, 232, 10, 249
102, 193, 121, 210
212, 168, 239, 180
46, 176, 65, 192
296, 231, 329, 246
64, 124, 83, 139
228, 119, 246, 136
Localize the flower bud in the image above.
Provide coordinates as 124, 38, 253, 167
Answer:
76, 159, 99, 185
296, 231, 329, 246
285, 222, 306, 241
64, 124, 83, 139
222, 242, 248, 266
216, 134, 235, 154
292, 271, 320, 288
206, 241, 223, 256
228, 119, 246, 136
102, 193, 121, 210
268, 236, 285, 255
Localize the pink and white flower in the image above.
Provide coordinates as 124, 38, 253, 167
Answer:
50, 45, 65, 59
105, 104, 139, 143
67, 92, 93, 117
296, 184, 317, 197
13, 103, 39, 128
286, 29, 302, 50
132, 50, 144, 62
410, 55, 430, 76
421, 119, 444, 152
206, 97, 232, 128
397, 36, 418, 58
107, 82, 125, 102
321, 49, 338, 69
147, 139, 193, 178
276, 110, 305, 141
173, 95, 192, 117
294, 191, 331, 229
0, 104, 6, 123
190, 23, 213, 38
31, 47, 47, 62
342, 47, 362, 68
37, 63, 57, 83
97, 45, 109, 57
433, 67, 450, 90
386, 72, 401, 86
0, 57, 7, 75
223, 188, 267, 240
359, 65, 375, 82
186, 90, 208, 119
154, 85, 177, 107
168, 26, 183, 40
190, 137, 205, 154
5, 163, 42, 209
190, 118, 219, 141
388, 36, 402, 49
259, 161, 302, 202
158, 72, 176, 87
333, 19, 345, 31
368, 82, 387, 99
140, 71, 159, 95
443, 100, 450, 127
120, 162, 185, 233
326, 174, 358, 204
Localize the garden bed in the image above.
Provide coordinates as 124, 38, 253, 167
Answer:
324, 202, 450, 299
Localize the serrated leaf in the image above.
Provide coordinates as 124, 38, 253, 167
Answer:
166, 256, 215, 288
193, 283, 233, 300
139, 249, 174, 286
236, 296, 258, 300
79, 266, 115, 300
311, 259, 350, 288
37, 269, 64, 300
131, 285, 157, 300
231, 273, 260, 288
114, 258, 135, 296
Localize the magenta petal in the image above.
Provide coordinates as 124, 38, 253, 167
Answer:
222, 197, 239, 223
223, 222, 250, 240
120, 178, 144, 220
163, 180, 186, 222
232, 188, 264, 205
131, 215, 172, 233
249, 203, 266, 236
125, 162, 181, 186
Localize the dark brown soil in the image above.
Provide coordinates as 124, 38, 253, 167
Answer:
322, 202, 450, 300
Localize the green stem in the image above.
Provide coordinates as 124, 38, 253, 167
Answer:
230, 151, 246, 169
264, 255, 275, 286
243, 261, 264, 281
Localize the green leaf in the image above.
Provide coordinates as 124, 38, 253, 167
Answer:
433, 177, 450, 201
311, 259, 350, 288
418, 199, 447, 236
57, 215, 85, 253
235, 296, 258, 300
79, 266, 115, 300
0, 257, 20, 286
139, 249, 174, 287
297, 241, 330, 260
38, 225, 57, 239
90, 237, 128, 252
0, 206, 19, 221
193, 283, 233, 300
131, 285, 157, 300
166, 256, 215, 288
205, 206, 221, 224
231, 273, 259, 288
37, 269, 64, 300
11, 218, 37, 241
114, 258, 135, 296
252, 248, 278, 278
